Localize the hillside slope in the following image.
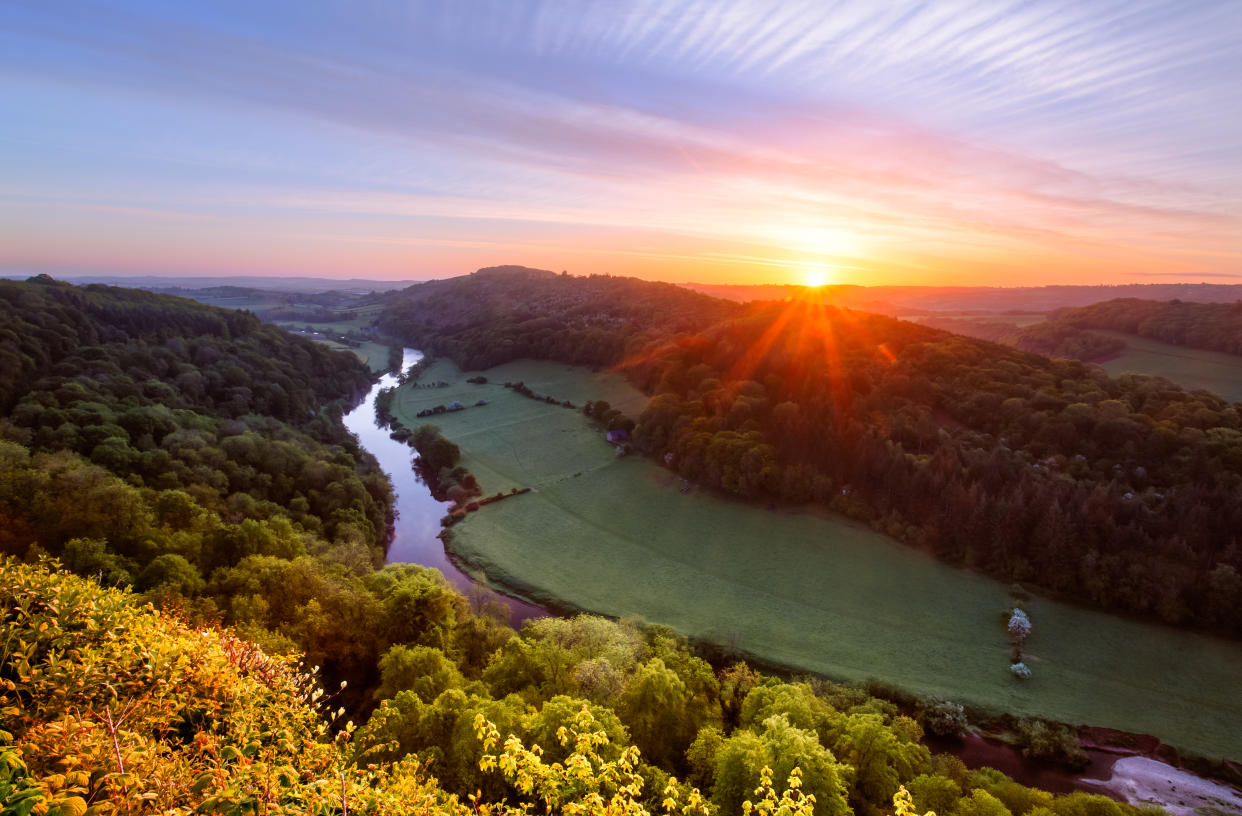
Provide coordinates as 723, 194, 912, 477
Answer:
377, 266, 739, 368
620, 295, 1242, 635
0, 275, 400, 698
1051, 298, 1242, 357
909, 316, 1125, 362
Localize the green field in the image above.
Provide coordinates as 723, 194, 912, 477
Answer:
392, 359, 1242, 761
192, 295, 276, 311
273, 311, 382, 334
1093, 330, 1242, 402
287, 333, 391, 373
346, 340, 392, 373
391, 359, 647, 493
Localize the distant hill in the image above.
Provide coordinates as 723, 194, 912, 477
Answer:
1050, 298, 1242, 356
918, 297, 1242, 364
682, 282, 1242, 313
377, 265, 739, 368
910, 315, 1125, 361
0, 273, 423, 293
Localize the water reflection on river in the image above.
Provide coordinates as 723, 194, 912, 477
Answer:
342, 348, 544, 626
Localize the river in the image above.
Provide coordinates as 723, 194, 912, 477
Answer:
341, 347, 544, 625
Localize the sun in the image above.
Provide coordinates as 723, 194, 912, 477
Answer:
804, 269, 828, 287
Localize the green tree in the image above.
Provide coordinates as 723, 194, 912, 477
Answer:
135, 553, 205, 595
712, 715, 850, 816
375, 644, 465, 702
834, 712, 929, 812
957, 789, 1015, 816
905, 774, 963, 815
619, 658, 694, 769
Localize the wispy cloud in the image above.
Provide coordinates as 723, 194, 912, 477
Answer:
0, 0, 1238, 283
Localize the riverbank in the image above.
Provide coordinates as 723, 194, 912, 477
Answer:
1083, 756, 1242, 816
340, 347, 544, 625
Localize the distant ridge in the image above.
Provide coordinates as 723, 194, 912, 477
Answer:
0, 273, 423, 293
682, 282, 1242, 313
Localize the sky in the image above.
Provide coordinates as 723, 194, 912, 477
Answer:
1, 1, 1240, 287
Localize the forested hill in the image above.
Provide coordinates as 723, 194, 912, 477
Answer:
0, 275, 399, 697
909, 316, 1125, 362
0, 274, 373, 413
1050, 298, 1242, 356
377, 265, 739, 368
618, 295, 1242, 636
376, 271, 1242, 636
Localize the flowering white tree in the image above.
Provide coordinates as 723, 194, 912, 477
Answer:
1008, 608, 1031, 642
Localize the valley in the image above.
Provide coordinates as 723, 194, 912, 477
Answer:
387, 357, 1242, 761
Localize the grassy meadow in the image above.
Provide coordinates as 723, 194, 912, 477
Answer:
286, 333, 390, 373
391, 358, 647, 493
1092, 330, 1242, 402
273, 310, 383, 335
391, 358, 1242, 761
347, 339, 392, 373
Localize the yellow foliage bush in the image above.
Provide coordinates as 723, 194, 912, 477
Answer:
1, 560, 816, 816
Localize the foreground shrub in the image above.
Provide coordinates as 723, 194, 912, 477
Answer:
0, 558, 459, 814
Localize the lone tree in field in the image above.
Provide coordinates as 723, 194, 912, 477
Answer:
1008, 608, 1031, 643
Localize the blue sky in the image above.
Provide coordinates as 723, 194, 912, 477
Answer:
2, 0, 1239, 284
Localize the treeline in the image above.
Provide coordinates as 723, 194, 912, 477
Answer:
584, 399, 637, 433
505, 379, 576, 408
3, 560, 1149, 816
376, 266, 738, 369
1051, 298, 1242, 356
621, 298, 1242, 635
914, 317, 1124, 361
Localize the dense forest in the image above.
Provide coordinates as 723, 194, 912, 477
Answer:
382, 274, 1242, 637
377, 266, 738, 369
1049, 298, 1242, 356
0, 275, 399, 700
